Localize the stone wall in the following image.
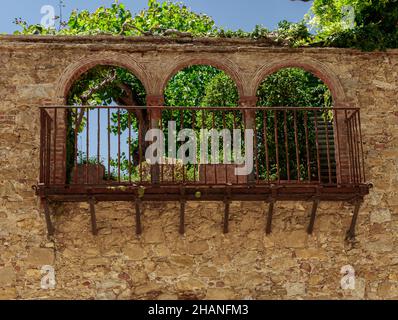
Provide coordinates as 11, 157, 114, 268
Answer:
0, 36, 397, 299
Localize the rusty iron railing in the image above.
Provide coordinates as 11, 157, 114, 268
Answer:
37, 105, 371, 237
39, 105, 367, 188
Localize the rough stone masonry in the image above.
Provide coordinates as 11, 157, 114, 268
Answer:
0, 35, 397, 300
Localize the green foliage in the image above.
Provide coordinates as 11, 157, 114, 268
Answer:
257, 68, 332, 107
13, 0, 398, 51
67, 65, 146, 106
256, 68, 332, 181
308, 0, 398, 50
164, 66, 238, 107
14, 0, 215, 36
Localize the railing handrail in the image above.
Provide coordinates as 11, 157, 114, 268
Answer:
39, 105, 361, 111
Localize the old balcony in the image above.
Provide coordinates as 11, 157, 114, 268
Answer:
35, 105, 371, 237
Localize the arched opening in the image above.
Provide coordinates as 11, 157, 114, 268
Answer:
161, 65, 241, 184
65, 64, 147, 184
255, 67, 336, 183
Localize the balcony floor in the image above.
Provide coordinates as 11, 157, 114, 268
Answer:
35, 183, 371, 203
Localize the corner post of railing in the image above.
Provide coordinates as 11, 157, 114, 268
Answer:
334, 104, 352, 185
239, 96, 258, 185
147, 95, 165, 185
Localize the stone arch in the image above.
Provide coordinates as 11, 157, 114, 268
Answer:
54, 53, 152, 103
159, 57, 245, 100
252, 58, 348, 106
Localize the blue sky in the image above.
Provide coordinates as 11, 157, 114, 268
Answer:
1, 0, 312, 34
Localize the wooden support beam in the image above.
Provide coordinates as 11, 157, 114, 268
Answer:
266, 200, 275, 235
307, 199, 320, 234
89, 198, 98, 236
135, 199, 142, 235
43, 198, 55, 236
346, 198, 363, 240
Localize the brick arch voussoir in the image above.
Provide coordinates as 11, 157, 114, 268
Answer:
252, 58, 348, 106
54, 53, 153, 104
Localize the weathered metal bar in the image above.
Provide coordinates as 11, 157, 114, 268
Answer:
128, 110, 132, 184
85, 108, 89, 184
345, 110, 354, 183
53, 107, 57, 184
274, 111, 280, 183
192, 109, 197, 183
353, 112, 362, 183
139, 117, 143, 183
107, 108, 111, 181
39, 109, 45, 183
97, 108, 101, 184
334, 109, 343, 183
180, 109, 185, 183
307, 198, 320, 234
284, 110, 290, 181
43, 198, 55, 236
89, 197, 98, 236
304, 111, 311, 182
324, 110, 332, 184
357, 111, 366, 182
45, 114, 51, 185
253, 110, 260, 183
293, 110, 300, 182
117, 108, 121, 183
346, 198, 363, 240
223, 110, 228, 183
263, 110, 270, 183
314, 110, 321, 183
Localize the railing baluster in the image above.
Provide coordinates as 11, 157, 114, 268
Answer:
39, 109, 44, 184
74, 108, 78, 184
284, 110, 290, 181
314, 110, 321, 183
324, 110, 332, 184
263, 110, 270, 184
334, 109, 342, 184
53, 108, 57, 184
192, 109, 197, 183
117, 108, 121, 183
128, 110, 131, 184
107, 108, 111, 182
223, 110, 228, 184
293, 110, 300, 182
160, 110, 164, 184
138, 113, 143, 183
253, 110, 259, 184
46, 114, 51, 185
274, 110, 280, 183
97, 108, 101, 184
353, 111, 361, 184
357, 111, 366, 182
345, 110, 354, 184
86, 107, 89, 185
304, 111, 311, 182
180, 108, 185, 183
233, 110, 238, 185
